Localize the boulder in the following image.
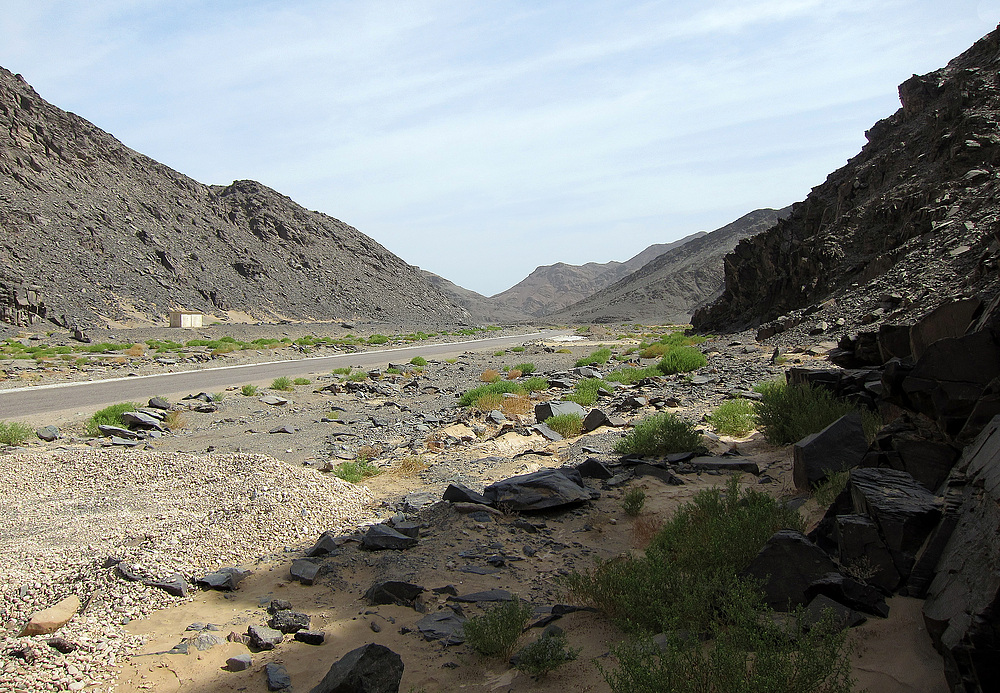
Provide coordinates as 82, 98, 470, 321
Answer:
576, 458, 614, 479
739, 531, 839, 611
197, 567, 250, 591
20, 595, 81, 636
364, 581, 424, 608
148, 396, 171, 410
582, 408, 611, 432
227, 654, 252, 671
265, 662, 292, 691
119, 411, 166, 431
146, 573, 189, 598
448, 589, 513, 603
306, 531, 340, 557
246, 624, 283, 650
483, 468, 597, 512
909, 298, 982, 361
835, 514, 901, 593
533, 400, 587, 421
850, 468, 941, 581
793, 412, 868, 490
35, 425, 59, 442
923, 415, 1000, 690
861, 413, 960, 492
416, 609, 466, 645
803, 594, 867, 630
532, 423, 563, 441
360, 524, 418, 550
804, 572, 889, 617
290, 559, 320, 585
269, 610, 310, 633
442, 483, 490, 505
308, 643, 404, 693
295, 630, 326, 645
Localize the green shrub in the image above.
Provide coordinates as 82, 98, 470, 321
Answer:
754, 380, 856, 445
813, 470, 851, 507
565, 378, 611, 406
0, 421, 32, 446
602, 591, 855, 693
458, 381, 525, 407
511, 346, 526, 353
332, 367, 352, 375
657, 346, 706, 375
271, 376, 294, 391
240, 384, 259, 396
614, 412, 702, 456
409, 356, 427, 367
622, 488, 646, 516
211, 392, 225, 402
575, 347, 612, 368
292, 377, 311, 385
367, 334, 389, 345
86, 402, 138, 436
493, 350, 505, 356
564, 477, 803, 635
513, 362, 535, 375
346, 371, 368, 382
707, 399, 757, 437
605, 366, 663, 385
332, 460, 381, 483
463, 598, 534, 659
545, 413, 583, 438
523, 376, 549, 392
514, 631, 580, 678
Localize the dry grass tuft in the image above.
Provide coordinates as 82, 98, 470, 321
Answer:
125, 344, 145, 357
424, 432, 443, 451
390, 455, 429, 476
475, 393, 504, 412
480, 369, 501, 383
501, 394, 533, 417
631, 513, 663, 549
357, 444, 381, 461
507, 369, 523, 380
164, 410, 187, 430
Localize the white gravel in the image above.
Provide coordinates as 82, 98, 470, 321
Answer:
0, 448, 375, 692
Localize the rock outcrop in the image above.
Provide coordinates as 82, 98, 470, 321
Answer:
693, 27, 1000, 333
0, 67, 470, 328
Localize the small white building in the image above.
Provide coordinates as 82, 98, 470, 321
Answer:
168, 310, 203, 328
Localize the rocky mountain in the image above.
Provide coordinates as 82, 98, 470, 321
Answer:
0, 67, 470, 329
417, 269, 528, 324
487, 232, 705, 318
693, 27, 1000, 334
550, 208, 789, 325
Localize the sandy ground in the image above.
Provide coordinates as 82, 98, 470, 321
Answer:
1, 330, 949, 693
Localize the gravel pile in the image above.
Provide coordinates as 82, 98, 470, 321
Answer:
0, 449, 374, 692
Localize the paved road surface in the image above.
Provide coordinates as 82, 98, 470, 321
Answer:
0, 330, 559, 419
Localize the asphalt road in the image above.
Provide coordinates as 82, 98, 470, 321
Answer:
0, 330, 558, 420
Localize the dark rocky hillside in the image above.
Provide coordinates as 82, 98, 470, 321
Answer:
488, 232, 705, 318
0, 67, 470, 329
418, 270, 530, 324
693, 27, 1000, 334
550, 208, 789, 325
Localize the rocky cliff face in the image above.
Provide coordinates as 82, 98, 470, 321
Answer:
550, 208, 788, 325
693, 27, 1000, 333
488, 233, 705, 318
0, 67, 469, 328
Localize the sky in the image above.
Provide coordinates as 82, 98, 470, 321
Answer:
2, 2, 999, 296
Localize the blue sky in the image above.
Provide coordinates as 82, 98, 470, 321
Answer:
3, 2, 998, 296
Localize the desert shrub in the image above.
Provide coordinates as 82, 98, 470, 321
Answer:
813, 470, 851, 507
564, 477, 803, 635
523, 376, 548, 392
622, 487, 646, 516
0, 421, 32, 446
346, 371, 368, 382
367, 334, 389, 345
602, 593, 855, 693
545, 413, 583, 438
125, 343, 145, 357
566, 378, 611, 406
514, 631, 580, 678
507, 369, 523, 380
333, 459, 381, 483
657, 346, 706, 375
511, 346, 526, 352
293, 377, 311, 385
464, 598, 534, 659
707, 399, 756, 437
754, 380, 856, 445
513, 362, 535, 375
389, 455, 428, 476
331, 367, 352, 376
575, 347, 612, 368
86, 402, 138, 436
459, 381, 525, 407
409, 356, 427, 367
210, 392, 225, 401
164, 410, 187, 430
493, 350, 505, 357
240, 384, 259, 396
556, 348, 571, 354
614, 412, 702, 456
271, 376, 294, 391
605, 366, 662, 385
480, 369, 501, 383
76, 342, 132, 354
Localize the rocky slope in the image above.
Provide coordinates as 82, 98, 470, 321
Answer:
550, 208, 789, 325
693, 27, 1000, 333
0, 67, 470, 329
487, 233, 705, 318
418, 270, 529, 324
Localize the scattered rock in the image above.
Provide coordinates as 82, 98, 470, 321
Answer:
35, 425, 59, 442
20, 595, 81, 636
308, 642, 404, 693
247, 624, 283, 650
227, 654, 252, 672
365, 581, 424, 608
360, 524, 419, 550
483, 468, 598, 512
265, 662, 292, 691
290, 559, 321, 585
